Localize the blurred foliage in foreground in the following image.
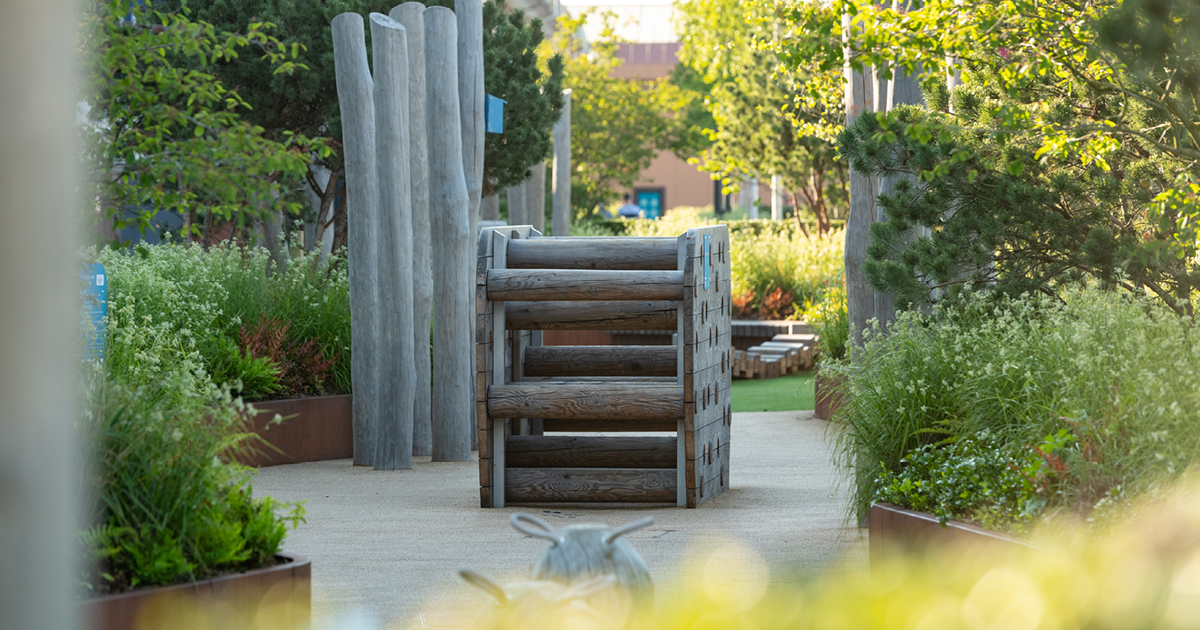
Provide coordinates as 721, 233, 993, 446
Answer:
133, 476, 1200, 629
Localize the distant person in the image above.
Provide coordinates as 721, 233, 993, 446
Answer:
617, 193, 643, 218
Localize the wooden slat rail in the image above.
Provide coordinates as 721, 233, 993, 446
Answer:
524, 345, 677, 377
489, 382, 683, 421
507, 238, 678, 270
506, 436, 676, 468
506, 468, 677, 503
505, 300, 677, 330
541, 418, 677, 432
487, 270, 685, 301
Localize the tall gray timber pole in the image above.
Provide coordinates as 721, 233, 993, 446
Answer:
507, 182, 527, 226
481, 194, 499, 221
551, 89, 572, 236
391, 1, 433, 458
456, 0, 485, 233
1, 1, 80, 627
370, 13, 417, 470
426, 6, 474, 461
527, 161, 546, 233
843, 12, 876, 351
333, 13, 380, 466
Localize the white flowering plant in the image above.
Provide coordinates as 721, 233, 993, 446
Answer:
826, 285, 1200, 532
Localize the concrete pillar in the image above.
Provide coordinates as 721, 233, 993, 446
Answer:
332, 13, 380, 466
507, 181, 527, 226
771, 173, 783, 220
551, 89, 572, 236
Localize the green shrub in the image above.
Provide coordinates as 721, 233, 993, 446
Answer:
827, 285, 1200, 525
81, 327, 304, 593
94, 241, 351, 398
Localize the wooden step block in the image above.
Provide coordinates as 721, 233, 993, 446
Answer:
507, 436, 676, 468
489, 382, 684, 421
505, 468, 677, 503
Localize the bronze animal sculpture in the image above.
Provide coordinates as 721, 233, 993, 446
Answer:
510, 513, 655, 611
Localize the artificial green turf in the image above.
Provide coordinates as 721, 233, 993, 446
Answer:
731, 370, 815, 412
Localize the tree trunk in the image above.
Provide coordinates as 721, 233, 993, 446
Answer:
370, 13, 416, 470
790, 192, 811, 239
332, 12, 381, 466
426, 6, 474, 461
391, 1, 433, 458
552, 89, 572, 236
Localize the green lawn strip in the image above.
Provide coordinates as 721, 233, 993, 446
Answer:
731, 370, 814, 412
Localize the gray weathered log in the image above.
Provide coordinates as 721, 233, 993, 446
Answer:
843, 12, 876, 352
551, 89, 572, 236
371, 13, 416, 470
507, 470, 676, 504
541, 418, 677, 432
488, 382, 684, 421
1, 1, 80, 624
333, 12, 380, 465
504, 300, 677, 330
425, 6, 473, 461
523, 345, 677, 377
487, 270, 684, 301
527, 161, 546, 233
391, 1, 433, 457
456, 0, 484, 230
506, 436, 676, 468
481, 194, 499, 221
506, 181, 526, 227
506, 237, 677, 270
260, 209, 287, 275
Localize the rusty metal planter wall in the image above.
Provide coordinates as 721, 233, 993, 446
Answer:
869, 503, 1038, 566
240, 395, 353, 467
81, 553, 310, 630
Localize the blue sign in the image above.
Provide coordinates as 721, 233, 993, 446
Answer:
81, 263, 107, 363
485, 95, 506, 133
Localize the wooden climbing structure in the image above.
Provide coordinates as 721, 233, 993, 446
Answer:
476, 225, 732, 508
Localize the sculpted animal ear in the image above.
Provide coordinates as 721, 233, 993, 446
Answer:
561, 574, 618, 601
510, 512, 566, 546
601, 516, 654, 546
459, 567, 509, 604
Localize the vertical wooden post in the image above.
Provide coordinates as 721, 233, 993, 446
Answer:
333, 13, 380, 465
490, 230, 509, 507
527, 161, 546, 233
770, 174, 783, 220
1, 0, 80, 625
551, 89, 572, 236
370, 13, 416, 470
507, 182, 527, 227
392, 1, 433, 458
456, 0, 485, 231
481, 194, 499, 221
426, 6, 474, 461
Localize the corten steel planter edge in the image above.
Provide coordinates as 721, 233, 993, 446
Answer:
239, 394, 353, 467
81, 552, 311, 630
813, 366, 845, 420
869, 502, 1040, 567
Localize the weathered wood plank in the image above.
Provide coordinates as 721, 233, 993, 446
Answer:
505, 468, 677, 503
540, 418, 677, 432
506, 436, 676, 468
487, 270, 684, 301
524, 345, 677, 377
488, 382, 683, 421
505, 300, 676, 331
507, 238, 678, 270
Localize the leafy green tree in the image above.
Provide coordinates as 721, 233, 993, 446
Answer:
79, 0, 319, 241
783, 0, 1200, 313
181, 0, 394, 250
481, 0, 564, 197
543, 12, 692, 215
840, 68, 1197, 315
